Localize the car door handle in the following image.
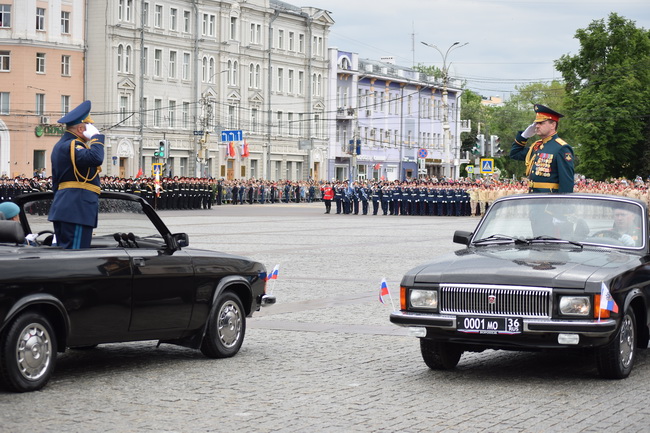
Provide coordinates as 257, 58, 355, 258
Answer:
132, 257, 146, 267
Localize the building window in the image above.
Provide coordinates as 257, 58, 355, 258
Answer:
154, 49, 162, 77
230, 16, 237, 40
298, 34, 305, 53
277, 29, 284, 50
288, 112, 294, 135
117, 45, 123, 72
298, 71, 304, 95
154, 98, 161, 127
250, 23, 261, 44
35, 94, 45, 116
277, 68, 284, 92
61, 95, 70, 115
0, 92, 9, 115
182, 102, 189, 128
251, 108, 258, 133
61, 55, 70, 76
0, 51, 10, 72
209, 15, 215, 36
120, 95, 129, 125
182, 52, 190, 80
142, 2, 149, 26
36, 7, 45, 31
169, 51, 177, 79
125, 45, 132, 73
170, 8, 177, 31
142, 47, 148, 75
255, 64, 261, 88
154, 4, 162, 28
183, 10, 190, 33
0, 5, 10, 28
289, 32, 295, 51
36, 53, 46, 73
61, 11, 70, 34
168, 100, 176, 127
125, 0, 132, 22
277, 111, 283, 135
288, 69, 294, 94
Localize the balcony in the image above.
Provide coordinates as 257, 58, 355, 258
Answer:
336, 107, 356, 120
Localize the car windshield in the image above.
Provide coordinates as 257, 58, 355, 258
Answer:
23, 197, 161, 239
473, 196, 646, 249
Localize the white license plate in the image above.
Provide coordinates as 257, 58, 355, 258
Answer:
457, 316, 522, 334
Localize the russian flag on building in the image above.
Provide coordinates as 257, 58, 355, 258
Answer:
379, 278, 390, 304
241, 141, 250, 157
228, 142, 236, 158
600, 282, 619, 313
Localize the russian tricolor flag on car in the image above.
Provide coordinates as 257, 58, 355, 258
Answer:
379, 278, 390, 304
600, 282, 619, 313
267, 264, 279, 281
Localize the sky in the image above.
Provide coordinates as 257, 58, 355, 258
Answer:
303, 0, 650, 99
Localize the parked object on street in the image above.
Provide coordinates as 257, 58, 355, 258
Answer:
391, 193, 649, 379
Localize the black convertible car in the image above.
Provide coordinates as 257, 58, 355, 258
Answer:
0, 192, 274, 392
391, 193, 649, 379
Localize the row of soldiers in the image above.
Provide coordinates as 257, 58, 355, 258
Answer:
327, 181, 474, 216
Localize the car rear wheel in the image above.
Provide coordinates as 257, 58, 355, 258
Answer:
596, 307, 636, 379
420, 339, 463, 370
201, 291, 246, 359
0, 312, 57, 392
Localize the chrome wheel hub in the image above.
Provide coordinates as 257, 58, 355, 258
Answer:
16, 323, 52, 381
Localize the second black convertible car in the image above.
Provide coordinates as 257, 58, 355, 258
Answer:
391, 193, 650, 379
0, 192, 275, 392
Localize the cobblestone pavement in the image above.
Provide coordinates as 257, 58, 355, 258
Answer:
1, 203, 649, 432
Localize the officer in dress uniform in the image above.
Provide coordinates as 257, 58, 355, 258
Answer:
48, 101, 104, 249
510, 104, 574, 193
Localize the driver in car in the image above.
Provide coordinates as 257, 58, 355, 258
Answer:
595, 208, 640, 247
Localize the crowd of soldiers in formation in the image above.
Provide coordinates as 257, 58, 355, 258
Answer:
2, 175, 650, 216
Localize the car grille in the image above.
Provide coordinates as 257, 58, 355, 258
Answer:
439, 284, 552, 318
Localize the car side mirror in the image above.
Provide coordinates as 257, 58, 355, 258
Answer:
172, 232, 189, 248
453, 230, 472, 246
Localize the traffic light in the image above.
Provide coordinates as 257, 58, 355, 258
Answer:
474, 134, 485, 156
490, 135, 500, 156
154, 140, 168, 158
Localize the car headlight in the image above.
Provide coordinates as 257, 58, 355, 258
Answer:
559, 296, 591, 316
410, 289, 438, 310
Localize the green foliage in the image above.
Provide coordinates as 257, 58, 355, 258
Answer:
555, 13, 650, 180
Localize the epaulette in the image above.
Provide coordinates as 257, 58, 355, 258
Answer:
72, 138, 88, 150
556, 138, 568, 145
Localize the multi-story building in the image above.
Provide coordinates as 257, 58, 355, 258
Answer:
0, 0, 86, 178
86, 0, 332, 180
328, 49, 470, 182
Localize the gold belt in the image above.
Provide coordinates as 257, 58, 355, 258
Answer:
529, 181, 559, 190
58, 181, 101, 195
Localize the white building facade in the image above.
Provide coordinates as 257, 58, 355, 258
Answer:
86, 0, 332, 180
327, 49, 470, 182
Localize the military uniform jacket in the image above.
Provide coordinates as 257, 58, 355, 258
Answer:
49, 131, 104, 227
511, 132, 574, 193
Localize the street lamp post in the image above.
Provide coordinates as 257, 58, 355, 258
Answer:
421, 41, 467, 180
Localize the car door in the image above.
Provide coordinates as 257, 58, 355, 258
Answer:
127, 248, 195, 333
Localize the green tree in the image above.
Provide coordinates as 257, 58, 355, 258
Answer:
555, 13, 650, 180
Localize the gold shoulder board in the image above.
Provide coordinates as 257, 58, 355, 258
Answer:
556, 138, 568, 145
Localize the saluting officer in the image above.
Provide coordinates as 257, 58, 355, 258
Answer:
48, 101, 104, 249
510, 104, 574, 193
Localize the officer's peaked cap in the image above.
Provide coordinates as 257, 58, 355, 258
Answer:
57, 100, 93, 126
534, 104, 564, 123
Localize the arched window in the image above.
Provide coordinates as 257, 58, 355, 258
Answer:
125, 45, 132, 73
209, 57, 215, 83
117, 44, 123, 72
232, 61, 238, 86
249, 63, 254, 88
227, 60, 233, 85
255, 64, 261, 88
202, 56, 208, 82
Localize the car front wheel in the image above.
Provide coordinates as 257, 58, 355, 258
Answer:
0, 312, 57, 392
420, 339, 463, 370
201, 291, 246, 359
596, 307, 637, 379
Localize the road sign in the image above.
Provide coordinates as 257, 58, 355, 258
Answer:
152, 163, 163, 177
418, 148, 428, 158
193, 130, 204, 136
221, 130, 243, 142
480, 158, 494, 174
466, 165, 474, 174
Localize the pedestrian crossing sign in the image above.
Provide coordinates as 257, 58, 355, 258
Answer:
480, 158, 494, 174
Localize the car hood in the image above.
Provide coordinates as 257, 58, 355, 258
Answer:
409, 245, 643, 290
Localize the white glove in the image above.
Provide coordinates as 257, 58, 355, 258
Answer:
521, 123, 536, 139
83, 123, 100, 139
619, 234, 635, 246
